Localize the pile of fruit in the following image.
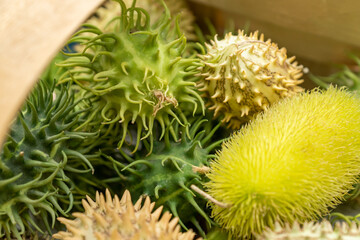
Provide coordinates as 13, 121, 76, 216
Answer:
2, 0, 360, 239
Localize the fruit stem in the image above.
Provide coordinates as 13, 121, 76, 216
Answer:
190, 184, 231, 208
192, 166, 210, 174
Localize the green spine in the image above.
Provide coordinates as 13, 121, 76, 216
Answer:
110, 117, 225, 237
58, 0, 204, 154
0, 80, 96, 239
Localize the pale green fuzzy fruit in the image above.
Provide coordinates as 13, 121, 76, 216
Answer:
206, 87, 360, 238
59, 0, 203, 154
197, 30, 304, 129
258, 220, 360, 240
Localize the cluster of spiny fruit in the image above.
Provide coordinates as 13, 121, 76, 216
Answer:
3, 0, 360, 239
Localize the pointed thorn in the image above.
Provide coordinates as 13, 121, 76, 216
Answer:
236, 95, 242, 103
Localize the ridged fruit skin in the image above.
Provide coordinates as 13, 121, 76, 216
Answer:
115, 117, 224, 237
197, 30, 304, 128
0, 80, 97, 240
258, 220, 360, 240
85, 0, 196, 41
206, 87, 360, 238
53, 189, 197, 240
59, 0, 203, 153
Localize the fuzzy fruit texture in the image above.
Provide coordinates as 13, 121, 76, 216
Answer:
53, 189, 197, 240
206, 87, 360, 238
0, 80, 96, 240
258, 220, 360, 240
113, 117, 224, 237
197, 30, 304, 128
59, 0, 203, 153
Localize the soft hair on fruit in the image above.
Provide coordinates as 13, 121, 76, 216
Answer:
53, 189, 196, 240
206, 87, 360, 238
258, 220, 360, 240
197, 30, 304, 128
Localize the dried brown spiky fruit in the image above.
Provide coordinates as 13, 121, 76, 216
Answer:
258, 220, 360, 240
53, 190, 197, 240
197, 30, 304, 129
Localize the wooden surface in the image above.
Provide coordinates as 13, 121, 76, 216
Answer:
0, 0, 104, 146
189, 0, 360, 65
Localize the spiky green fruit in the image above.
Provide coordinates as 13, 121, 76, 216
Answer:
206, 87, 360, 238
85, 0, 196, 41
53, 189, 197, 240
259, 220, 360, 240
58, 0, 203, 153
0, 80, 97, 240
197, 30, 304, 129
112, 117, 225, 237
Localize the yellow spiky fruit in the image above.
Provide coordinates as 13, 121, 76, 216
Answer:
206, 87, 360, 238
53, 190, 197, 240
197, 30, 304, 128
259, 220, 360, 240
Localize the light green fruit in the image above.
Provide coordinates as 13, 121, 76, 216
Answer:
58, 0, 203, 154
197, 30, 304, 128
258, 220, 360, 240
206, 87, 360, 238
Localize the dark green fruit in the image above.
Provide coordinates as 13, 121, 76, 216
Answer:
0, 79, 97, 239
109, 117, 226, 237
